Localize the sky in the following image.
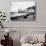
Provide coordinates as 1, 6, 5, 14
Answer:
10, 1, 35, 12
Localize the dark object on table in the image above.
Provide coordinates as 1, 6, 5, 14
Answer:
41, 34, 46, 46
1, 33, 13, 46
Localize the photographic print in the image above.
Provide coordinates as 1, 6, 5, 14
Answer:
10, 1, 36, 21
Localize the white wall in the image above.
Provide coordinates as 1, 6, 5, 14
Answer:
5, 0, 46, 27
0, 0, 46, 31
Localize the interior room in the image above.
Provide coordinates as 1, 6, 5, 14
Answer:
0, 0, 46, 46
0, 29, 46, 46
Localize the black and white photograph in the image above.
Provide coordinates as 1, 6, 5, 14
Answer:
10, 1, 36, 21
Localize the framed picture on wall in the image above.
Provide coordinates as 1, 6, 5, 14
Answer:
10, 1, 36, 21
